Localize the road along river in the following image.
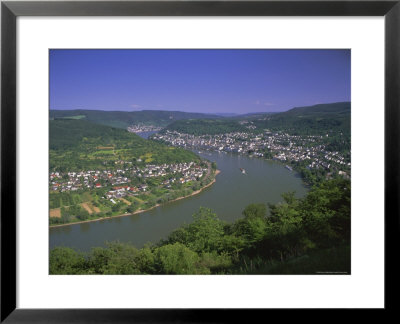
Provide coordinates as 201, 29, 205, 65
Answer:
49, 151, 308, 252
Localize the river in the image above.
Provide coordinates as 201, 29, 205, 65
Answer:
136, 131, 158, 139
49, 151, 308, 252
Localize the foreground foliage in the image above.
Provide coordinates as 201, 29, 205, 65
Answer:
50, 178, 350, 275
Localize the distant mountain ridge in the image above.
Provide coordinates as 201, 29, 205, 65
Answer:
50, 109, 221, 129
164, 102, 350, 135
50, 102, 350, 136
250, 101, 350, 135
234, 112, 278, 119
283, 102, 350, 116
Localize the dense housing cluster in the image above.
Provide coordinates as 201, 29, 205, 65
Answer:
50, 162, 208, 194
49, 161, 213, 225
127, 124, 163, 133
153, 130, 351, 181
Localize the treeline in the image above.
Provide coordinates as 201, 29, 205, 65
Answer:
50, 178, 350, 275
50, 109, 220, 129
164, 102, 350, 137
49, 192, 84, 209
252, 102, 350, 136
253, 116, 350, 137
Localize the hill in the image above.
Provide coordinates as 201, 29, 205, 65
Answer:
50, 109, 221, 129
233, 112, 278, 119
285, 102, 350, 116
164, 102, 350, 136
50, 119, 200, 171
252, 102, 350, 135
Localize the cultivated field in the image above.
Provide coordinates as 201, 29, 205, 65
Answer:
49, 208, 61, 218
81, 202, 93, 214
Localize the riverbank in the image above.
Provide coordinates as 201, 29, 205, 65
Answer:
50, 150, 309, 252
49, 170, 221, 228
206, 149, 314, 186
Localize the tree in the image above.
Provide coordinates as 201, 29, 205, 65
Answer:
242, 203, 266, 219
88, 242, 141, 274
165, 207, 225, 254
111, 204, 120, 213
300, 178, 350, 247
186, 207, 225, 253
50, 247, 86, 274
126, 205, 136, 213
232, 217, 267, 248
136, 245, 156, 273
154, 243, 204, 274
219, 234, 246, 258
60, 206, 72, 223
76, 208, 89, 221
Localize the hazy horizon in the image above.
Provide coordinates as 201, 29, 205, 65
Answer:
49, 100, 350, 115
50, 49, 350, 114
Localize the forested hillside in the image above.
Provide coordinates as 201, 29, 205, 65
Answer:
251, 102, 350, 136
50, 109, 220, 129
164, 102, 350, 136
50, 119, 200, 172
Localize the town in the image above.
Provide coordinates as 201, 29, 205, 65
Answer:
127, 124, 163, 133
152, 129, 351, 182
50, 161, 209, 195
49, 160, 217, 225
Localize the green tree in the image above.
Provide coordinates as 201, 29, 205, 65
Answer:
50, 247, 86, 274
242, 203, 266, 219
154, 243, 204, 274
88, 242, 141, 274
136, 245, 156, 273
185, 207, 225, 253
300, 178, 350, 247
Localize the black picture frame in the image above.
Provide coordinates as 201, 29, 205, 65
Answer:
1, 0, 399, 321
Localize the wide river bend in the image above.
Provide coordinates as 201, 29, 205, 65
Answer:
49, 151, 308, 252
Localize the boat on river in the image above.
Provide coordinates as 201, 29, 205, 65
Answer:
285, 165, 293, 171
240, 168, 246, 174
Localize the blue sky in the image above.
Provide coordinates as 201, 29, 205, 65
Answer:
50, 49, 350, 114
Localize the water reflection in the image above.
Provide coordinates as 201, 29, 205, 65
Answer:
79, 222, 90, 233
128, 213, 141, 224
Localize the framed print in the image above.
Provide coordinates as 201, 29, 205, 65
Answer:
1, 0, 399, 321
